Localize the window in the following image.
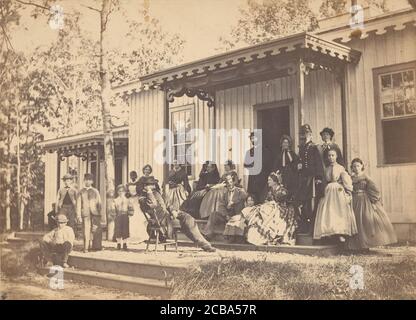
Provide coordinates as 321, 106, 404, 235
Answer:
374, 62, 416, 165
170, 104, 195, 177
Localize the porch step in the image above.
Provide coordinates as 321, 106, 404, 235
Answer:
177, 239, 340, 256
13, 231, 46, 241
39, 267, 170, 297
67, 252, 186, 280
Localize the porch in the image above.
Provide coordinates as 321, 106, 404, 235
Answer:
39, 126, 129, 226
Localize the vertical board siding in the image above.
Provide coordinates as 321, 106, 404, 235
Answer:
129, 89, 165, 182
346, 27, 416, 223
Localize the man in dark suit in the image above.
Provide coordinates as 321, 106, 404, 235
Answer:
56, 174, 77, 230
295, 124, 325, 235
244, 131, 272, 202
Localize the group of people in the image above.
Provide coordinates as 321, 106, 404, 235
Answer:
40, 123, 398, 267
41, 173, 103, 268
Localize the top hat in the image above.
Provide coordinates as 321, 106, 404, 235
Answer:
62, 173, 73, 181
54, 214, 68, 223
320, 127, 335, 139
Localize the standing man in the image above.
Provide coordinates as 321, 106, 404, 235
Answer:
39, 213, 75, 268
244, 131, 272, 202
77, 173, 102, 253
317, 127, 345, 168
56, 174, 77, 231
295, 124, 324, 235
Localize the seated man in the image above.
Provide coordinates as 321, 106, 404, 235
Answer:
203, 172, 247, 240
138, 176, 216, 252
39, 214, 75, 268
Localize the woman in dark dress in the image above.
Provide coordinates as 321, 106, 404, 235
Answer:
346, 158, 397, 251
136, 164, 160, 194
164, 160, 192, 211
182, 161, 220, 218
274, 135, 299, 200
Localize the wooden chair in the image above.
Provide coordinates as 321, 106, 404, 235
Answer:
144, 209, 181, 252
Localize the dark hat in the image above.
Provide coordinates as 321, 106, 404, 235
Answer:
320, 127, 335, 138
142, 176, 159, 185
280, 134, 292, 146
62, 173, 73, 181
84, 173, 94, 180
300, 124, 312, 134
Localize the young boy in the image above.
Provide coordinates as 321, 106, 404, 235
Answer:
77, 173, 102, 253
39, 214, 75, 268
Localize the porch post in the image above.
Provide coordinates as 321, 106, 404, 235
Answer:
296, 59, 306, 148
163, 88, 170, 183
338, 67, 349, 165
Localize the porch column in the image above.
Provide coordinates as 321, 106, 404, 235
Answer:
163, 88, 170, 183
337, 67, 349, 165
296, 59, 307, 149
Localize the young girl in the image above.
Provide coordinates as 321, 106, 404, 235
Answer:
347, 158, 397, 250
313, 149, 357, 242
113, 185, 130, 250
223, 194, 256, 243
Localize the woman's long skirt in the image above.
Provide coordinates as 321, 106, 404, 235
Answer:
243, 201, 297, 245
223, 214, 246, 236
129, 204, 148, 244
313, 182, 357, 239
165, 184, 188, 211
199, 187, 225, 219
114, 214, 129, 240
347, 193, 397, 250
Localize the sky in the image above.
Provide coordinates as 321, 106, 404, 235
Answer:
10, 0, 411, 64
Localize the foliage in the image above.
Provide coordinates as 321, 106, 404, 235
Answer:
218, 0, 318, 51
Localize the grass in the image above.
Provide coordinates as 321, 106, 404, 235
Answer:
1, 240, 41, 278
171, 255, 416, 300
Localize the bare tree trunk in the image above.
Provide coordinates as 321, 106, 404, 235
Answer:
16, 104, 23, 230
100, 0, 115, 240
5, 113, 12, 230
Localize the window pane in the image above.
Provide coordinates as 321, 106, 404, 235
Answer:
406, 99, 416, 115
383, 103, 394, 117
394, 101, 405, 116
383, 117, 416, 164
392, 72, 403, 88
381, 74, 391, 90
403, 70, 414, 84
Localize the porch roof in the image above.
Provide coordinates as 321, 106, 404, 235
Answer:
139, 32, 361, 89
39, 126, 128, 153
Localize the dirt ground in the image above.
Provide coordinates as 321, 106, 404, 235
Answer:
0, 274, 155, 300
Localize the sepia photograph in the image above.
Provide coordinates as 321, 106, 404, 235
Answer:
0, 0, 416, 305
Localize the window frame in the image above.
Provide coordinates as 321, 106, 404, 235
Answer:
169, 103, 195, 179
373, 60, 416, 166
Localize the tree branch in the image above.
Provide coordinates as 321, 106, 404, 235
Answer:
14, 0, 50, 11
80, 4, 101, 13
